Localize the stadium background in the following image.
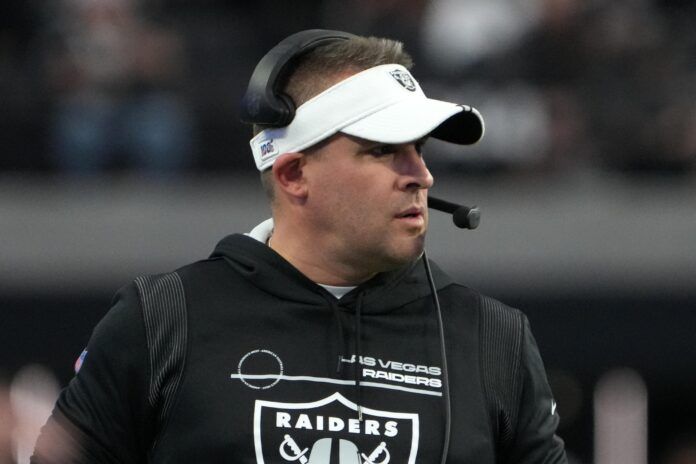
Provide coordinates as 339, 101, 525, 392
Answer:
1, 0, 695, 462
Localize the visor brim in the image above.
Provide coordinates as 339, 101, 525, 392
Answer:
340, 98, 484, 145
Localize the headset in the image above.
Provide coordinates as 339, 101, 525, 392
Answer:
240, 29, 356, 127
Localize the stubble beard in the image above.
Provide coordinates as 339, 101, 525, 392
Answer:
350, 225, 428, 276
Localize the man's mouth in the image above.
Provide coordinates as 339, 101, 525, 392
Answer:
396, 207, 424, 220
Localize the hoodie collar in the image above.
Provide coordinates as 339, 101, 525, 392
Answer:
210, 233, 454, 314
245, 217, 275, 243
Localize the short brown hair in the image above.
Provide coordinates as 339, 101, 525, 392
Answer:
256, 35, 414, 203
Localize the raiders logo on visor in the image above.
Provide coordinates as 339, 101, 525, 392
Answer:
389, 69, 417, 92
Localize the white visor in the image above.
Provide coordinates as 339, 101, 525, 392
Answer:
250, 64, 484, 171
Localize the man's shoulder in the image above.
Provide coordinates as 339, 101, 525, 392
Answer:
436, 278, 527, 346
476, 292, 524, 323
476, 293, 526, 356
438, 277, 524, 321
137, 234, 253, 287
107, 249, 234, 317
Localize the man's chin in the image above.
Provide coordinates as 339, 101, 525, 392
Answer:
379, 238, 426, 270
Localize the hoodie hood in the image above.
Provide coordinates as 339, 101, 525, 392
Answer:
210, 234, 454, 314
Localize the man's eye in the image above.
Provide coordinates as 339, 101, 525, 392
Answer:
369, 145, 396, 157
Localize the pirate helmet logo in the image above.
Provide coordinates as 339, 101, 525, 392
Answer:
253, 392, 419, 463
279, 435, 391, 464
389, 70, 417, 92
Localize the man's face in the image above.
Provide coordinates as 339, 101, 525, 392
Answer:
301, 133, 434, 275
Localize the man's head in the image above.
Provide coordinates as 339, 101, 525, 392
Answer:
255, 36, 414, 203
244, 32, 483, 284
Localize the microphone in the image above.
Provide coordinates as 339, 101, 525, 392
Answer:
428, 195, 480, 230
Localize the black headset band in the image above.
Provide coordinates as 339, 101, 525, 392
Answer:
240, 29, 357, 127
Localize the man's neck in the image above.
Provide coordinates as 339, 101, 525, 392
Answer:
270, 239, 376, 286
269, 221, 376, 286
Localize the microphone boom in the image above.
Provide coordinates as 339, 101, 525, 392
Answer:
428, 196, 480, 230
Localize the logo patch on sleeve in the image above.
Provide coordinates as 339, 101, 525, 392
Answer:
74, 349, 88, 374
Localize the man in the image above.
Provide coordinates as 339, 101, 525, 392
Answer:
33, 32, 566, 463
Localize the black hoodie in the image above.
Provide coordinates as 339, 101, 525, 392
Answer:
33, 234, 567, 463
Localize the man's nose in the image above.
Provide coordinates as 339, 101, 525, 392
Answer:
397, 145, 434, 191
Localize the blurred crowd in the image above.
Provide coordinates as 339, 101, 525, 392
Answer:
1, 0, 695, 175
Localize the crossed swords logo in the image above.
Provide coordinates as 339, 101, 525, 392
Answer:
280, 434, 390, 464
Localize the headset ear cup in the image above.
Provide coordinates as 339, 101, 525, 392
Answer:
240, 29, 356, 127
276, 93, 297, 127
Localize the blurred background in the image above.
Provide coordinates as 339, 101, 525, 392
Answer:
1, 0, 695, 462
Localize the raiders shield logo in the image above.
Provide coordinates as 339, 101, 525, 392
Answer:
389, 70, 417, 92
253, 392, 419, 463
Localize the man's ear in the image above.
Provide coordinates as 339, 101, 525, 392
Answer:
272, 153, 308, 201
